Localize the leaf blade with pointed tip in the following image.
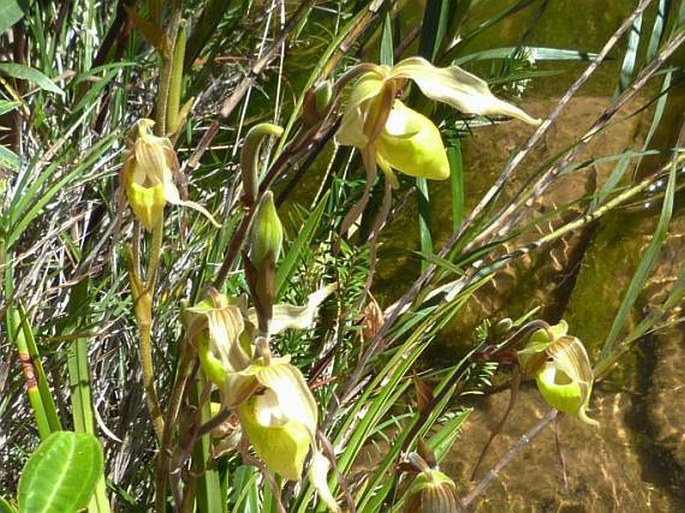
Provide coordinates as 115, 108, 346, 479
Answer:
0, 63, 64, 95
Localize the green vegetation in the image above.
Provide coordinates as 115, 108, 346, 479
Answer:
0, 1, 682, 511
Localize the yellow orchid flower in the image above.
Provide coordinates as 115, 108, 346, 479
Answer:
237, 356, 317, 481
237, 355, 341, 512
184, 289, 259, 406
517, 321, 598, 426
121, 119, 220, 231
336, 56, 540, 184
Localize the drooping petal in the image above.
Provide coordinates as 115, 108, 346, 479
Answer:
308, 450, 342, 513
335, 71, 386, 148
161, 171, 222, 227
248, 284, 337, 335
375, 100, 450, 180
391, 56, 541, 125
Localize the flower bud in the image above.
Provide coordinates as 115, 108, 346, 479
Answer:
248, 191, 283, 270
303, 80, 333, 126
403, 463, 459, 513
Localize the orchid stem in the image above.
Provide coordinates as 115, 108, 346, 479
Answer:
146, 216, 164, 290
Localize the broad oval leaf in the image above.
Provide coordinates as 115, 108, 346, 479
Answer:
18, 432, 104, 513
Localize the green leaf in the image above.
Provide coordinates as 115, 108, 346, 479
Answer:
230, 466, 260, 513
0, 63, 64, 95
275, 191, 329, 299
598, 158, 677, 362
0, 100, 21, 116
0, 495, 17, 513
0, 0, 29, 35
453, 46, 600, 65
0, 145, 20, 171
18, 432, 103, 513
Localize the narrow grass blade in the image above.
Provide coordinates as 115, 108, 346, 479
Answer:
61, 278, 111, 513
448, 138, 465, 230
646, 0, 670, 60
419, 0, 450, 61
275, 192, 329, 298
6, 307, 51, 440
0, 100, 21, 116
230, 466, 259, 513
453, 46, 600, 65
379, 12, 394, 67
17, 304, 61, 433
190, 375, 223, 513
416, 179, 434, 273
599, 156, 677, 362
0, 145, 20, 171
0, 495, 16, 513
615, 12, 643, 95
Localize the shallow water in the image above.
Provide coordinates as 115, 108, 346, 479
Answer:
374, 2, 685, 510
280, 2, 684, 509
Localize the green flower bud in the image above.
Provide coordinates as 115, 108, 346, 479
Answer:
314, 80, 333, 115
403, 462, 459, 513
248, 191, 283, 269
303, 80, 334, 126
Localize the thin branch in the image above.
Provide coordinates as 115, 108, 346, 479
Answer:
458, 409, 559, 511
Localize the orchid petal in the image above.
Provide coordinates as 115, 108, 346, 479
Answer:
308, 450, 342, 513
254, 362, 318, 433
391, 56, 541, 125
239, 394, 311, 481
376, 100, 450, 180
248, 284, 337, 335
335, 72, 385, 148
